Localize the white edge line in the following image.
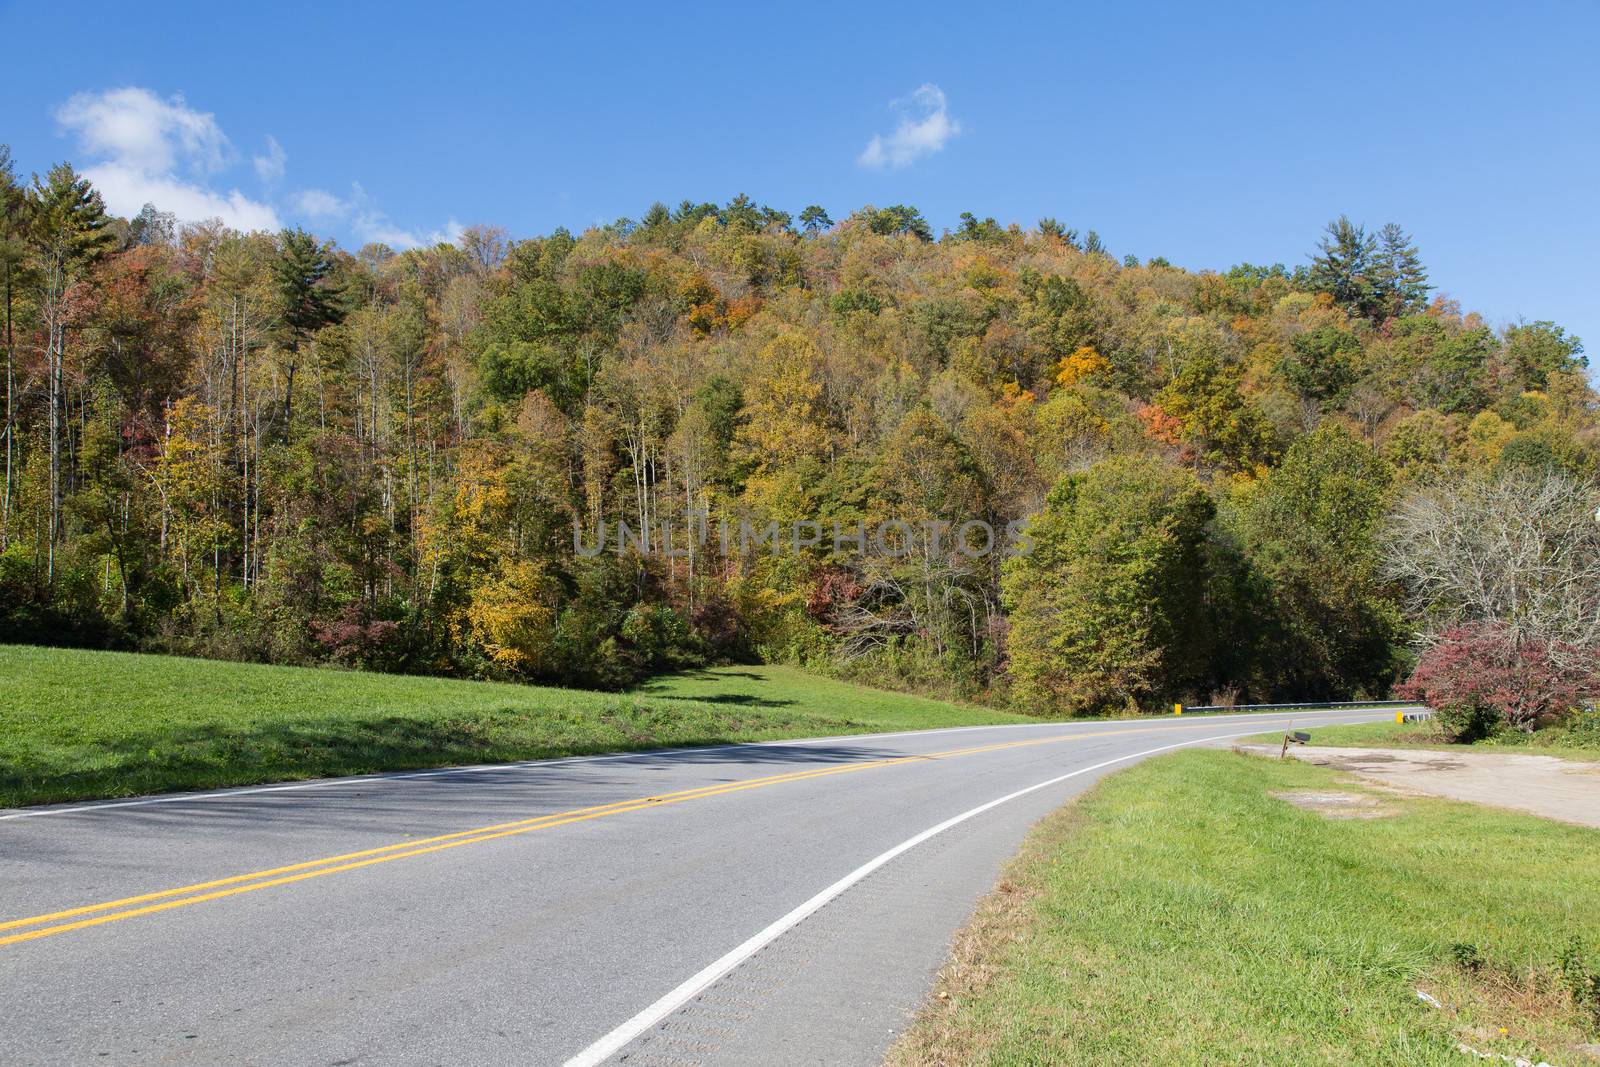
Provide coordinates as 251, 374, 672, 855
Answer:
0, 709, 1404, 822
561, 726, 1269, 1067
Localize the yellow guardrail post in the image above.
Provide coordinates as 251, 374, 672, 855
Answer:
1395, 710, 1404, 723
1174, 703, 1183, 716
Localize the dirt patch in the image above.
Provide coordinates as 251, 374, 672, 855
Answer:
1271, 790, 1397, 819
1239, 745, 1600, 829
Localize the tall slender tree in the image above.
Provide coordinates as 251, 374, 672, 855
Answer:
270, 228, 342, 440
0, 146, 28, 549
27, 163, 113, 582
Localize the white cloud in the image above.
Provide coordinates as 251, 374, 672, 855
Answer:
55, 87, 280, 232
291, 183, 459, 250
293, 187, 347, 219
253, 135, 286, 184
858, 83, 961, 169
56, 86, 455, 247
81, 163, 281, 232
353, 212, 464, 251
56, 87, 229, 175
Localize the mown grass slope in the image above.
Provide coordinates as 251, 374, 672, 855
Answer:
0, 645, 1028, 807
890, 750, 1600, 1067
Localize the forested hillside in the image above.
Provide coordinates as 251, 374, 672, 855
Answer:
2, 148, 1595, 712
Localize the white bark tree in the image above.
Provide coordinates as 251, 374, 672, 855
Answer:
1383, 470, 1600, 664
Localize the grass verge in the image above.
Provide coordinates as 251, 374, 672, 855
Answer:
0, 644, 1028, 808
888, 750, 1600, 1067
1248, 718, 1600, 762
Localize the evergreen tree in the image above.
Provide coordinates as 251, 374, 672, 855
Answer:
271, 228, 343, 438
1308, 215, 1377, 317
798, 205, 832, 234
1370, 222, 1429, 319
640, 201, 671, 231
953, 212, 1004, 243
1036, 217, 1080, 247
719, 193, 763, 232
856, 204, 932, 241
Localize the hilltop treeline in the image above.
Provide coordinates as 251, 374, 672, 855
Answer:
1, 150, 1594, 711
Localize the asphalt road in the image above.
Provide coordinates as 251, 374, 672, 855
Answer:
0, 708, 1391, 1066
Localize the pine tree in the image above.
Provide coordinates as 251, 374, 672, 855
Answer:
798, 205, 832, 235
271, 228, 343, 439
1370, 222, 1429, 319
1308, 215, 1377, 318
1036, 218, 1080, 248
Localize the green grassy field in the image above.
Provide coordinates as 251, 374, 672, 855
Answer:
890, 750, 1600, 1067
1250, 718, 1600, 762
0, 644, 1029, 808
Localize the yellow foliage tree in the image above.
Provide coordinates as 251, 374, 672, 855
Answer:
152, 397, 228, 593
466, 559, 558, 674
1054, 346, 1108, 387
1464, 410, 1516, 467
737, 333, 831, 471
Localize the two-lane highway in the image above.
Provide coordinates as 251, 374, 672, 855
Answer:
0, 710, 1391, 1066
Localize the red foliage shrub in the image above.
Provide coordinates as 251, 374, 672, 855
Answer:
805, 566, 864, 622
1398, 623, 1596, 739
311, 604, 403, 670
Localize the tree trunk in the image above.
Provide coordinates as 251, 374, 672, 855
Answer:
281, 355, 296, 444
2, 259, 13, 550
46, 280, 63, 586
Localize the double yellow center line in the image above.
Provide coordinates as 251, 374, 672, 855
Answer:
1, 725, 1178, 948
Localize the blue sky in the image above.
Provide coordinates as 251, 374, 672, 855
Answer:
2, 0, 1596, 365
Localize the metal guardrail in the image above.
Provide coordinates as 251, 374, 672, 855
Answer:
1179, 699, 1416, 714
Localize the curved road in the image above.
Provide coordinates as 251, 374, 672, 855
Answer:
0, 709, 1389, 1066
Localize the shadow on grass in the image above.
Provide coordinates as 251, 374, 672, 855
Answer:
636, 667, 768, 687
641, 692, 799, 708
0, 703, 901, 810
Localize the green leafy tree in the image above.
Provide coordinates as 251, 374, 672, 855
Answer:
853, 204, 933, 241
1003, 455, 1214, 714
639, 201, 671, 232
1500, 321, 1585, 393
1156, 353, 1278, 472
1280, 326, 1361, 407
858, 409, 991, 662
1236, 425, 1403, 699
953, 213, 1005, 243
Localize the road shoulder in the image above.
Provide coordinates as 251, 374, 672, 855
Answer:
886, 750, 1600, 1067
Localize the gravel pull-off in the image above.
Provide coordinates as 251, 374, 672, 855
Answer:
1237, 745, 1600, 829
